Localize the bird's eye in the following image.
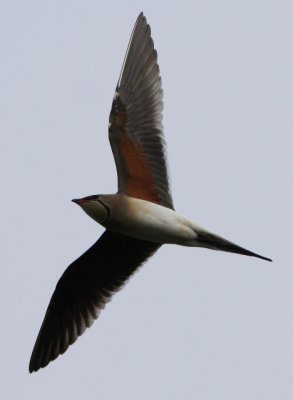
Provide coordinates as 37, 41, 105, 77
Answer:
84, 195, 100, 201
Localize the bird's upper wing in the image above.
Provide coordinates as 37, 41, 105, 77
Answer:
29, 231, 160, 372
109, 13, 173, 209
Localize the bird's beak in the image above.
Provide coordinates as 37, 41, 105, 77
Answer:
72, 198, 83, 205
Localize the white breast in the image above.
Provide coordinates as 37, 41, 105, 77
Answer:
107, 196, 198, 245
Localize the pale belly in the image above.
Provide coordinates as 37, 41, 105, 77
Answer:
106, 197, 198, 245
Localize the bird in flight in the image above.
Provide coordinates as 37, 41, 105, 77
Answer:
29, 12, 271, 373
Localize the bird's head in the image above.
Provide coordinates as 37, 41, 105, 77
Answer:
72, 195, 109, 225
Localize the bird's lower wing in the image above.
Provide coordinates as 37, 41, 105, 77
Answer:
29, 231, 160, 372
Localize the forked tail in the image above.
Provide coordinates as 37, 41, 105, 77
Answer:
194, 230, 272, 262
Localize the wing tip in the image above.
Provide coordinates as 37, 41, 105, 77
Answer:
29, 300, 102, 373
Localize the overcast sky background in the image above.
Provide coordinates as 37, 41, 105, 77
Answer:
1, 1, 292, 399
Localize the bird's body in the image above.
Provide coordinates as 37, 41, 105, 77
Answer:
75, 193, 271, 255
29, 13, 271, 373
77, 194, 198, 245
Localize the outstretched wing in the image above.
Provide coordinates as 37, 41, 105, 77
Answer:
109, 13, 173, 209
29, 231, 160, 372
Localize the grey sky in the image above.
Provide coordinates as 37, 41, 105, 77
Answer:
1, 0, 292, 399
